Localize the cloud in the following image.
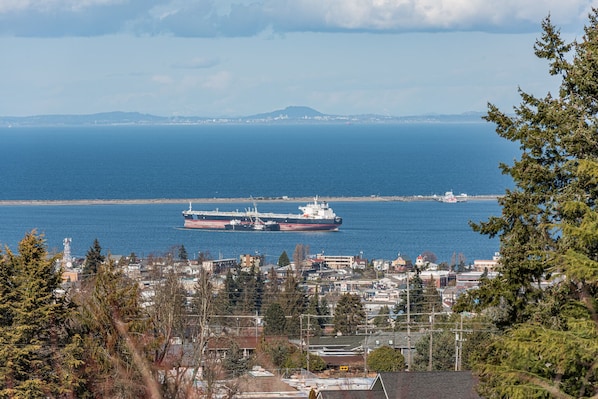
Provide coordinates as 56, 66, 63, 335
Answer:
172, 57, 220, 69
201, 71, 232, 91
0, 0, 127, 13
151, 74, 174, 84
0, 0, 593, 37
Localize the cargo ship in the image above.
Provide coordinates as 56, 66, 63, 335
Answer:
182, 197, 342, 231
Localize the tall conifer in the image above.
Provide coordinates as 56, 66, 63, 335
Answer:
458, 11, 598, 397
0, 231, 85, 397
82, 238, 105, 278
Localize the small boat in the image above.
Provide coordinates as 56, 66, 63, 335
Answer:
438, 191, 468, 203
224, 217, 280, 231
252, 219, 280, 231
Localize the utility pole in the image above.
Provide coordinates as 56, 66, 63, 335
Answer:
255, 310, 259, 342
458, 313, 465, 371
364, 321, 368, 377
454, 321, 459, 371
453, 313, 471, 371
406, 275, 412, 370
428, 306, 434, 371
306, 313, 310, 374
301, 314, 319, 375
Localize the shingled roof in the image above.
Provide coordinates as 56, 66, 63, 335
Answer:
372, 371, 481, 399
317, 390, 386, 399
317, 371, 480, 399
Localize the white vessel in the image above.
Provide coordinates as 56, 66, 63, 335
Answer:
439, 191, 467, 203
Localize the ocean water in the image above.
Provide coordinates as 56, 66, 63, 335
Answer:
0, 123, 517, 264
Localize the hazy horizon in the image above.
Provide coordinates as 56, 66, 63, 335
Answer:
1, 1, 592, 117
0, 106, 487, 119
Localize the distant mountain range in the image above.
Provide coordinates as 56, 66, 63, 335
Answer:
0, 106, 486, 127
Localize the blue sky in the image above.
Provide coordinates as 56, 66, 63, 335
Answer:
0, 0, 593, 117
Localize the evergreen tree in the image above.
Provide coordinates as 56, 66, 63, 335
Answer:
280, 274, 306, 337
373, 305, 391, 329
411, 314, 490, 372
0, 231, 85, 397
262, 266, 280, 309
460, 13, 598, 325
412, 329, 455, 371
261, 337, 291, 369
319, 295, 331, 329
422, 279, 442, 316
278, 250, 290, 267
82, 238, 105, 278
460, 12, 598, 397
333, 293, 366, 335
409, 274, 425, 321
214, 268, 239, 318
223, 340, 250, 378
254, 268, 265, 313
475, 283, 598, 398
263, 303, 286, 336
238, 268, 258, 314
178, 245, 188, 261
306, 290, 323, 337
396, 272, 426, 323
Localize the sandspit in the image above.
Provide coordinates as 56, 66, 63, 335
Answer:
0, 195, 501, 206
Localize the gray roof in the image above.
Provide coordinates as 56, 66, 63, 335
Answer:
307, 335, 364, 351
318, 371, 480, 399
372, 371, 481, 399
363, 331, 426, 351
317, 390, 386, 399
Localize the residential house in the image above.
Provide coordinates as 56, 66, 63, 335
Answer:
352, 257, 368, 270
233, 367, 306, 398
317, 371, 480, 399
441, 285, 465, 310
391, 255, 413, 272
372, 259, 390, 272
305, 335, 365, 371
304, 332, 426, 372
207, 335, 283, 360
363, 332, 426, 365
473, 252, 501, 273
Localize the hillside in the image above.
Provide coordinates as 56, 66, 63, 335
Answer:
0, 106, 485, 127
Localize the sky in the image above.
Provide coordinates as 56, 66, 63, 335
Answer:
0, 0, 595, 117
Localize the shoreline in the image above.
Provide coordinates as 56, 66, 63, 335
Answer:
0, 195, 501, 206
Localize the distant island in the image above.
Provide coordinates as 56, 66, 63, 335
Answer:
0, 106, 486, 127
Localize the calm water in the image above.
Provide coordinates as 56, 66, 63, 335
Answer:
0, 123, 516, 263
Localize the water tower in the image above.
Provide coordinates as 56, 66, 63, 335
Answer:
62, 238, 73, 268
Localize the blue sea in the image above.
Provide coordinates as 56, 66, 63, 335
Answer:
0, 123, 517, 264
